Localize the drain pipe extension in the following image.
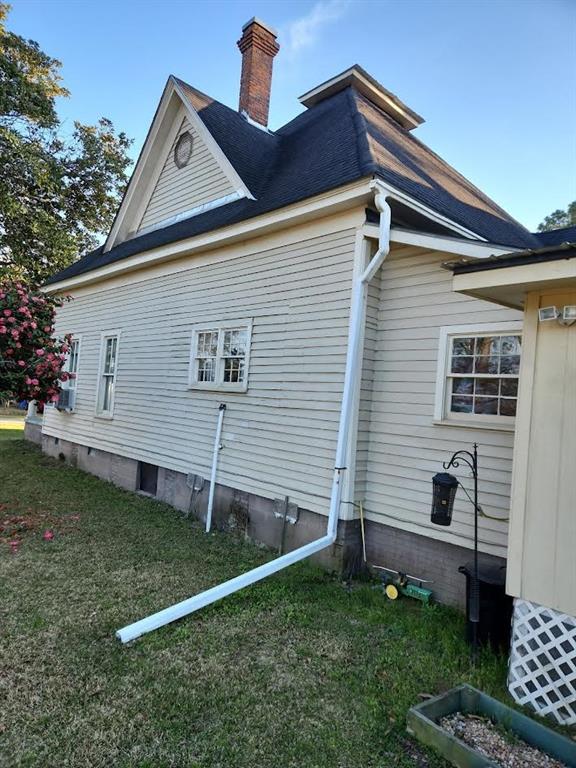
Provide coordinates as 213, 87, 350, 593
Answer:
116, 185, 391, 643
205, 403, 226, 533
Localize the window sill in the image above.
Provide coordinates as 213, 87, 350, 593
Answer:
432, 419, 515, 433
94, 413, 114, 421
188, 383, 248, 394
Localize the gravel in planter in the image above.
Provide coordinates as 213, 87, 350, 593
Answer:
440, 712, 568, 768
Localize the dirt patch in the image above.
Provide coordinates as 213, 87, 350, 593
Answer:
0, 502, 80, 552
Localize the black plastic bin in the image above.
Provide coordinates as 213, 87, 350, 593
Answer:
458, 561, 513, 653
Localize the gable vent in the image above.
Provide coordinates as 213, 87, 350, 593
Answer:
174, 131, 193, 168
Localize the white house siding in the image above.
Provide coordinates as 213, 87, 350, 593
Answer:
138, 115, 235, 232
360, 245, 523, 558
44, 218, 360, 516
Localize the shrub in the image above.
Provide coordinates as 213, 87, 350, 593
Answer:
0, 280, 73, 406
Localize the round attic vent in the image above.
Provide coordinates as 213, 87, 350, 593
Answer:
174, 131, 193, 168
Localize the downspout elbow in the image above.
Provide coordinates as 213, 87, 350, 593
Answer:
361, 185, 392, 284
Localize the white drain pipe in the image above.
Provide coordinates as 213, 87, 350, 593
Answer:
116, 183, 392, 643
205, 403, 226, 533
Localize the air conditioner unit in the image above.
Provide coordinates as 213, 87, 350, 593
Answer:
56, 388, 75, 412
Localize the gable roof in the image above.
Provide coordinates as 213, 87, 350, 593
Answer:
46, 75, 539, 286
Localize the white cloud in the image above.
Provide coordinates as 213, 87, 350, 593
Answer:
283, 0, 350, 56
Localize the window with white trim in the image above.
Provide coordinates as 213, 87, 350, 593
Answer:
97, 334, 119, 416
189, 322, 252, 391
436, 325, 522, 426
56, 336, 80, 412
66, 338, 80, 392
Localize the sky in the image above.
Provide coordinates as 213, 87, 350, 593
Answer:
7, 0, 576, 232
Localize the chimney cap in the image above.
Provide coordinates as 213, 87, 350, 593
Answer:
241, 17, 278, 36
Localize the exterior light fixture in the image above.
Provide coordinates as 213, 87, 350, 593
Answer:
431, 444, 481, 664
538, 306, 560, 322
561, 305, 576, 326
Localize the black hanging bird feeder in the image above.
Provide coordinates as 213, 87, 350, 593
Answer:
430, 443, 481, 664
431, 472, 459, 526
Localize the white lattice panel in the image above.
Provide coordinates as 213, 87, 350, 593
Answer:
508, 598, 576, 725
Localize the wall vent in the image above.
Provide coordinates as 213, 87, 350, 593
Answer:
138, 462, 158, 496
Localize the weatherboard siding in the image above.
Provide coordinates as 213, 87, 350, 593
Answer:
360, 245, 523, 558
44, 224, 358, 516
138, 115, 235, 232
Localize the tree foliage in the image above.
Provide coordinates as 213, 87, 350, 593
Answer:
0, 4, 133, 285
0, 279, 73, 405
537, 201, 576, 233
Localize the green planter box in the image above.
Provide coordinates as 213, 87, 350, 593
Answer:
406, 684, 576, 768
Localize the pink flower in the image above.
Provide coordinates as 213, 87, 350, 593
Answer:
30, 321, 37, 329
17, 360, 26, 367
3, 309, 11, 317
31, 378, 39, 386
36, 349, 45, 357
43, 326, 51, 333
11, 330, 19, 339
42, 530, 54, 541
0, 327, 6, 334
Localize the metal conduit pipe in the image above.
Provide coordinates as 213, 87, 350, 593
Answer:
116, 182, 392, 643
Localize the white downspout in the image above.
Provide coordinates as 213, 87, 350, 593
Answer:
205, 403, 226, 533
116, 184, 392, 643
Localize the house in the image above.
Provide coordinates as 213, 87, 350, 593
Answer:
33, 18, 547, 611
450, 240, 576, 725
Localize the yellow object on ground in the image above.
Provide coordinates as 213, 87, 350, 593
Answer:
385, 584, 399, 600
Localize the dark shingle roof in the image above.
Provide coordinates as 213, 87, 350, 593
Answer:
533, 225, 576, 247
46, 78, 538, 285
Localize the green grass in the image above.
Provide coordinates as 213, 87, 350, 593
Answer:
0, 407, 25, 429
0, 431, 511, 768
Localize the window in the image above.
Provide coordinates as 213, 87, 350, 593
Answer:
97, 333, 120, 417
189, 322, 252, 391
57, 336, 81, 411
435, 324, 522, 427
66, 338, 80, 391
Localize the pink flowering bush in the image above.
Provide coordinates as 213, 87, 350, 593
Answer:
0, 280, 73, 406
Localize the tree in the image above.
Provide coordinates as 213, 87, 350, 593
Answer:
0, 4, 132, 285
0, 279, 72, 406
537, 201, 576, 232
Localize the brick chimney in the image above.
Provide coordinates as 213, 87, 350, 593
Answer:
237, 18, 279, 127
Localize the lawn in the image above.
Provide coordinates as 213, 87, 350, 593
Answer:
0, 407, 25, 430
0, 431, 510, 768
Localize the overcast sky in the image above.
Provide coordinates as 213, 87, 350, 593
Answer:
9, 0, 576, 231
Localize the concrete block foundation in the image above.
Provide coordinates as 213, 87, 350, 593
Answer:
37, 433, 498, 608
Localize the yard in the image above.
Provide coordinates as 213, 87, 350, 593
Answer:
0, 431, 510, 768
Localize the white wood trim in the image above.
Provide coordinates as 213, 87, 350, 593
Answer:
188, 319, 253, 393
371, 179, 488, 241
172, 79, 254, 200
135, 190, 245, 238
44, 183, 371, 293
434, 321, 523, 428
95, 330, 122, 418
506, 292, 539, 597
104, 77, 254, 252
130, 108, 188, 236
388, 228, 513, 259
